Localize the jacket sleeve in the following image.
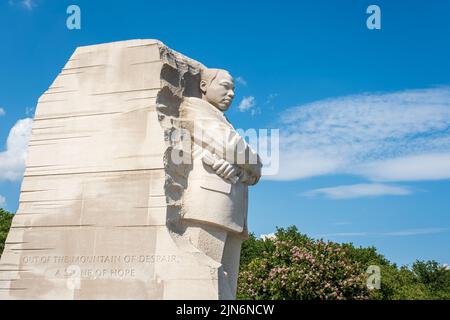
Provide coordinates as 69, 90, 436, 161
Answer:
187, 115, 262, 183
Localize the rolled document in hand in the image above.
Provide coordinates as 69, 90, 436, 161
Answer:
202, 150, 240, 184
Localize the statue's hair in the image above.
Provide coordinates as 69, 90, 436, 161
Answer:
200, 68, 231, 85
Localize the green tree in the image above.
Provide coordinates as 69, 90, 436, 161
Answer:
411, 260, 450, 299
238, 226, 450, 300
0, 208, 13, 257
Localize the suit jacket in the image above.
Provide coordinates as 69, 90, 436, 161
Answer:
179, 97, 261, 236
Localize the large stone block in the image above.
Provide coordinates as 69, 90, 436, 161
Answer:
0, 39, 231, 299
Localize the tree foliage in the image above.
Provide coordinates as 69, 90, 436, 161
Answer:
0, 208, 13, 257
238, 226, 369, 299
238, 226, 450, 300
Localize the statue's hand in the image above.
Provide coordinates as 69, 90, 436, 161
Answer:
239, 170, 259, 185
212, 159, 239, 183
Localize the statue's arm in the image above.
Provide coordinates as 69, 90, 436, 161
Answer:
192, 119, 262, 184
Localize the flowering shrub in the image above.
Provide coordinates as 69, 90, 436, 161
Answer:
238, 226, 450, 300
238, 226, 370, 300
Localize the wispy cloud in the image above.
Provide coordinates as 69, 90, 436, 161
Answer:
235, 76, 247, 86
22, 0, 35, 10
356, 153, 450, 181
383, 228, 448, 236
25, 106, 34, 117
269, 87, 450, 182
318, 232, 368, 237
9, 0, 36, 10
334, 221, 353, 226
303, 183, 413, 200
318, 228, 448, 238
0, 108, 5, 116
0, 195, 5, 208
238, 96, 256, 112
265, 93, 279, 105
0, 118, 33, 182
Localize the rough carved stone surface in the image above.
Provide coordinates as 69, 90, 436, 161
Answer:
0, 39, 260, 299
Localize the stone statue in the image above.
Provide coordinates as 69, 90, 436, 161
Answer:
179, 69, 262, 299
0, 40, 261, 300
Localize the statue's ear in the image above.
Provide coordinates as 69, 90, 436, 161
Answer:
200, 80, 208, 94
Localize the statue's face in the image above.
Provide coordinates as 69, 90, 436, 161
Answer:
201, 71, 235, 111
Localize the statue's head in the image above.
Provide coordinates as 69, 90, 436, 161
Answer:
200, 69, 235, 111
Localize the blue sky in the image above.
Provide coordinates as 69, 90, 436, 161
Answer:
1, 0, 449, 266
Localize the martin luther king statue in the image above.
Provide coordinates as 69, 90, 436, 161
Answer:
0, 40, 262, 300
178, 68, 262, 299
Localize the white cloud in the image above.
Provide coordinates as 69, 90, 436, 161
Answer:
356, 153, 450, 181
260, 233, 276, 240
0, 108, 5, 116
235, 76, 247, 86
0, 195, 5, 207
269, 87, 450, 182
303, 183, 413, 200
0, 118, 33, 182
383, 228, 448, 236
238, 96, 256, 112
